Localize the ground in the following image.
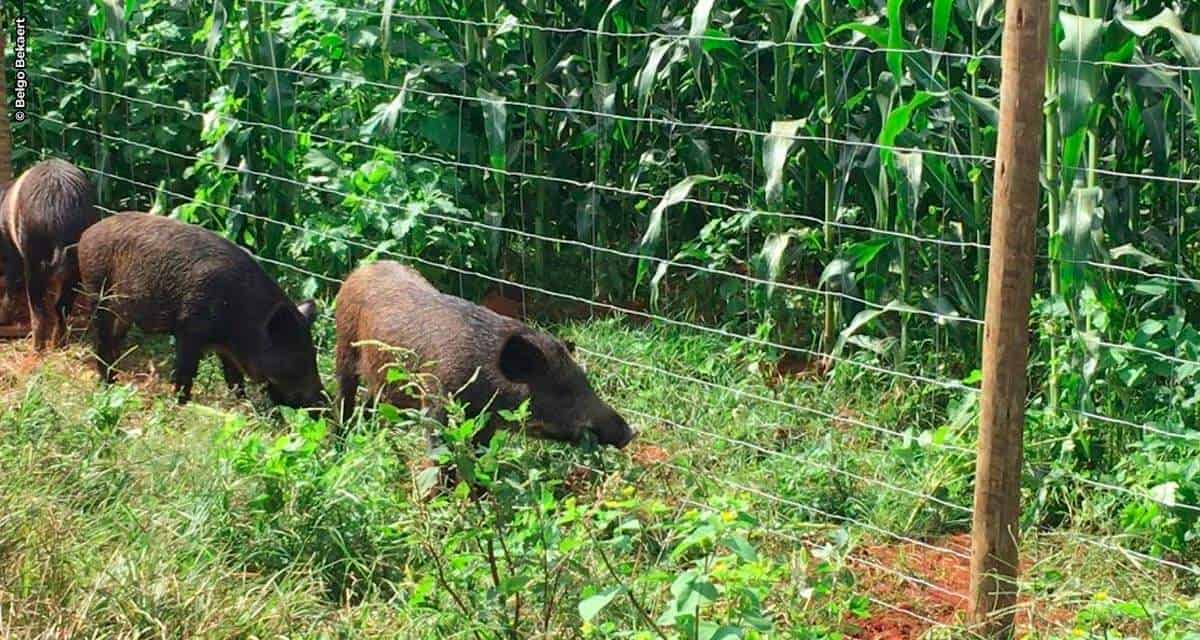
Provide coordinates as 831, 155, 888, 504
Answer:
1, 316, 1197, 639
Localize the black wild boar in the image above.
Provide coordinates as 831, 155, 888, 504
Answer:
334, 260, 635, 449
0, 159, 98, 349
78, 212, 325, 407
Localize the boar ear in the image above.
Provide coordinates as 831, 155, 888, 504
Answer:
296, 299, 319, 326
563, 340, 577, 355
265, 301, 308, 344
499, 333, 548, 383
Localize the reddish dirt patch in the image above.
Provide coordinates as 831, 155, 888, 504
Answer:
763, 354, 832, 387
851, 534, 1071, 638
564, 465, 598, 497
631, 443, 669, 466
0, 294, 91, 341
854, 610, 935, 640
119, 359, 172, 396
481, 285, 527, 319
0, 344, 43, 384
0, 322, 29, 339
476, 286, 650, 325
853, 534, 970, 638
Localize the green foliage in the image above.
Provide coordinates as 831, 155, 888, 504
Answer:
22, 0, 1200, 441
8, 0, 1200, 635
0, 323, 1197, 637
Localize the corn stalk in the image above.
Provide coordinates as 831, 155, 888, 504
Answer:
529, 0, 550, 277
1045, 0, 1061, 411
820, 0, 837, 354
970, 21, 986, 364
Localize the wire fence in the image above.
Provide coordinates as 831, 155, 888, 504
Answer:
13, 0, 1200, 634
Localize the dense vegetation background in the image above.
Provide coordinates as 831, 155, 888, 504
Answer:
3, 0, 1200, 637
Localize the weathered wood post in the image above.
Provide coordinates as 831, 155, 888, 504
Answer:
968, 0, 1051, 638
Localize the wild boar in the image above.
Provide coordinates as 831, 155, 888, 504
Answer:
334, 260, 635, 449
0, 178, 17, 326
0, 159, 98, 349
78, 212, 324, 407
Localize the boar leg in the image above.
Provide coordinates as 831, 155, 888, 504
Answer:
92, 306, 119, 383
24, 261, 52, 351
172, 331, 206, 404
334, 338, 359, 434
218, 354, 246, 398
0, 232, 21, 324
51, 266, 82, 347
336, 371, 360, 432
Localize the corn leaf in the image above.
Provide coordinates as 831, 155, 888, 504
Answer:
636, 39, 680, 117
891, 150, 924, 226
688, 0, 718, 82
878, 91, 938, 166
1058, 12, 1107, 138
1118, 8, 1200, 128
362, 68, 423, 138
834, 300, 923, 356
762, 119, 805, 206
886, 0, 907, 82
932, 0, 953, 53
479, 89, 507, 172
1057, 185, 1103, 301
1118, 8, 1200, 66
640, 175, 721, 249
759, 231, 813, 296
205, 0, 226, 57
787, 0, 813, 42
380, 0, 395, 70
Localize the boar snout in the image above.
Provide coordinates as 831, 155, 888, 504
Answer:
267, 381, 327, 411
499, 332, 633, 449
591, 410, 636, 449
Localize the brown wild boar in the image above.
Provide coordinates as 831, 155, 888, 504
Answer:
78, 212, 324, 407
334, 260, 635, 448
0, 159, 98, 349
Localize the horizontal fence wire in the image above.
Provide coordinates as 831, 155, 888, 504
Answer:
622, 406, 974, 514
41, 30, 996, 166
227, 0, 1001, 65
74, 157, 977, 556
660, 458, 972, 563
63, 131, 982, 462
26, 1, 1200, 623
29, 73, 983, 325
1041, 256, 1200, 289
31, 71, 989, 252
1062, 533, 1200, 578
33, 111, 983, 395
79, 160, 975, 624
576, 346, 974, 455
257, 0, 1200, 74
41, 31, 1200, 187
33, 96, 1200, 450
576, 463, 963, 629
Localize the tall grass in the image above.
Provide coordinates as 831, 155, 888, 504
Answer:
2, 324, 1198, 638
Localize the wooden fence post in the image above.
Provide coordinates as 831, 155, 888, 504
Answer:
0, 29, 12, 183
969, 0, 1050, 638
